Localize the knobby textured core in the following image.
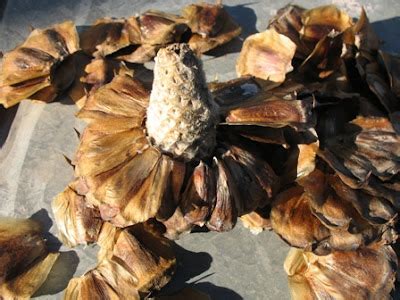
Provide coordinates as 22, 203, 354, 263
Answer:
146, 43, 219, 161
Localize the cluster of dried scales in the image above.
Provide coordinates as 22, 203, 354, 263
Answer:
284, 241, 397, 300
0, 218, 59, 299
0, 2, 400, 300
0, 21, 79, 108
64, 222, 176, 299
237, 4, 400, 298
0, 1, 241, 109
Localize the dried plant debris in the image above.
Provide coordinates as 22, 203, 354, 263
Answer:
239, 3, 400, 115
52, 186, 103, 247
240, 209, 271, 235
80, 2, 241, 63
4, 2, 400, 299
64, 221, 176, 299
236, 29, 296, 82
66, 51, 92, 108
294, 140, 319, 179
271, 169, 397, 255
161, 207, 194, 240
225, 96, 314, 130
319, 116, 400, 185
70, 4, 241, 108
300, 5, 353, 42
58, 43, 289, 233
0, 217, 59, 299
183, 2, 242, 54
234, 4, 399, 272
81, 57, 133, 89
316, 102, 400, 210
267, 5, 310, 59
80, 12, 188, 61
379, 51, 400, 97
70, 56, 136, 109
0, 2, 240, 109
267, 4, 352, 59
80, 17, 138, 58
0, 21, 79, 108
285, 242, 397, 300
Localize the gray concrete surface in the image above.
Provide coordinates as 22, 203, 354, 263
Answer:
0, 0, 399, 299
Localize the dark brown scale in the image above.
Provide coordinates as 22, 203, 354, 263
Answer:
198, 5, 223, 37
207, 158, 238, 232
44, 29, 69, 57
16, 47, 56, 68
0, 233, 46, 283
10, 76, 48, 88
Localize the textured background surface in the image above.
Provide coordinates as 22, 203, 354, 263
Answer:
0, 0, 399, 299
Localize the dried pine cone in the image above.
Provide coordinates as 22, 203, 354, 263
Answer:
2, 2, 396, 299
53, 42, 321, 239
